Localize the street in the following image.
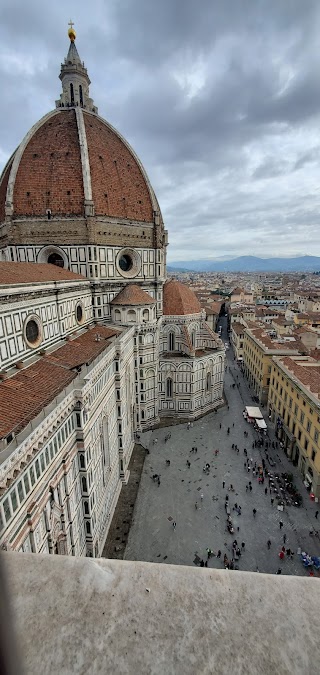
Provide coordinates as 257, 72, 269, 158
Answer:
125, 316, 320, 575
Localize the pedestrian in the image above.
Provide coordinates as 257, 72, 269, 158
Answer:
217, 550, 221, 558
195, 502, 198, 509
241, 541, 245, 550
265, 487, 268, 495
316, 511, 319, 519
279, 520, 283, 530
186, 460, 191, 468
283, 534, 287, 544
271, 498, 274, 506
246, 485, 248, 492
276, 568, 282, 574
200, 493, 204, 501
220, 423, 222, 429
158, 477, 161, 486
172, 521, 176, 530
222, 480, 225, 489
200, 559, 204, 567
253, 508, 257, 517
204, 560, 208, 567
227, 427, 230, 434
267, 539, 271, 549
233, 423, 235, 427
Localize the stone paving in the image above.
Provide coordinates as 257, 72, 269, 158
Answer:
125, 317, 320, 576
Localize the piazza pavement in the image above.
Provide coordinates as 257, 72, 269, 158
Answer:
125, 317, 320, 576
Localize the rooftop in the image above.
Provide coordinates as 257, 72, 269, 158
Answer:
274, 356, 320, 398
246, 327, 303, 353
0, 262, 86, 286
4, 552, 320, 675
0, 325, 119, 439
111, 284, 155, 306
163, 279, 201, 316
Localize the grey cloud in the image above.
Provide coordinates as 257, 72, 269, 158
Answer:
1, 0, 320, 260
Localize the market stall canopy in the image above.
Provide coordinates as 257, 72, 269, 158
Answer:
245, 406, 263, 419
256, 418, 267, 429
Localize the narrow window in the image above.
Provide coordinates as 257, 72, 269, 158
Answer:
70, 83, 74, 105
206, 373, 211, 391
168, 332, 175, 351
79, 84, 83, 106
166, 377, 173, 398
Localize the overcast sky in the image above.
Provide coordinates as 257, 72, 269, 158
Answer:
1, 1, 320, 261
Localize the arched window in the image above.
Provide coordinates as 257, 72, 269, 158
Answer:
191, 330, 196, 348
79, 84, 83, 106
206, 372, 211, 391
70, 83, 74, 105
142, 309, 149, 321
81, 476, 88, 493
84, 501, 89, 515
79, 454, 85, 469
168, 332, 175, 351
86, 521, 91, 535
127, 309, 136, 323
166, 378, 173, 398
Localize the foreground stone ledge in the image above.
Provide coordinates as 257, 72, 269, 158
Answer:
3, 552, 320, 675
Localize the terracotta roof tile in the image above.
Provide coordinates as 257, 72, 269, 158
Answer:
163, 279, 201, 316
276, 356, 320, 397
0, 326, 119, 438
0, 262, 86, 285
111, 284, 155, 306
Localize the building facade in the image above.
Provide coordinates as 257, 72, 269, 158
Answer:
0, 28, 225, 556
243, 327, 302, 405
268, 356, 320, 497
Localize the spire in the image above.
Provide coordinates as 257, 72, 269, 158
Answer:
55, 22, 98, 113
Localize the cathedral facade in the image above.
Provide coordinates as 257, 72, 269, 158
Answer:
0, 27, 225, 557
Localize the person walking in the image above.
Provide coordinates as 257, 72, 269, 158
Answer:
222, 480, 225, 489
241, 542, 245, 551
267, 540, 271, 549
172, 521, 176, 530
200, 493, 204, 502
195, 502, 198, 510
217, 550, 221, 558
271, 497, 274, 506
279, 520, 283, 530
283, 533, 287, 544
276, 568, 282, 574
219, 423, 222, 429
265, 487, 268, 495
315, 510, 319, 519
253, 508, 257, 517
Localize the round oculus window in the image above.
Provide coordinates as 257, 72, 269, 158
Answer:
76, 303, 84, 324
116, 248, 141, 278
24, 315, 42, 348
119, 254, 133, 272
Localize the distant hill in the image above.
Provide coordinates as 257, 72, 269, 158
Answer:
168, 256, 320, 273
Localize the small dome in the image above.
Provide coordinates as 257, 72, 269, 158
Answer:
163, 279, 201, 316
111, 284, 155, 306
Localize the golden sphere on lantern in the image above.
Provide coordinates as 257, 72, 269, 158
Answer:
68, 21, 76, 42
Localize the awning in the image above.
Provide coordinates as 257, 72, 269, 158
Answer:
256, 418, 267, 429
245, 406, 263, 419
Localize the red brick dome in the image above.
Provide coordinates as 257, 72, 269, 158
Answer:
163, 279, 201, 316
0, 108, 159, 223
